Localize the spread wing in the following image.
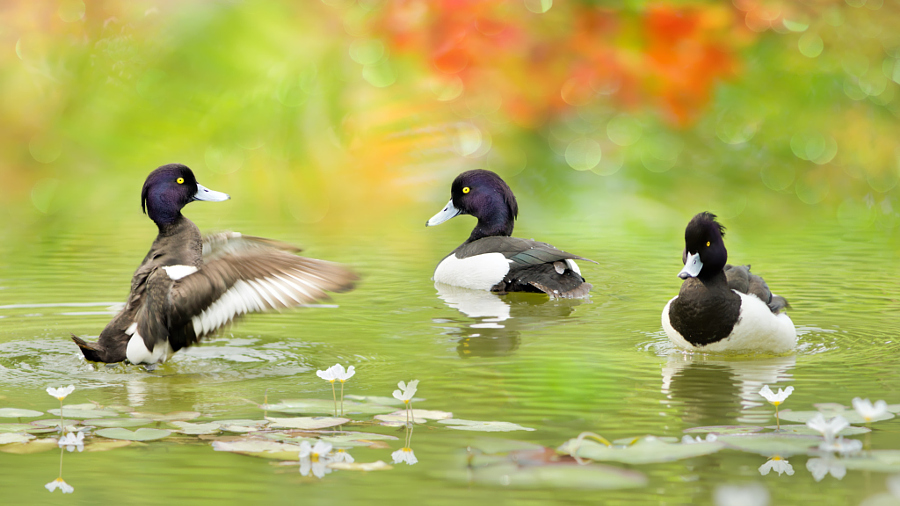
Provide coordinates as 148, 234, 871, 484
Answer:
135, 248, 357, 352
202, 231, 303, 260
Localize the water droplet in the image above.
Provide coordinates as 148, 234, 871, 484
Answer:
523, 0, 552, 14
607, 115, 643, 146
798, 33, 824, 58
58, 0, 85, 22
349, 39, 384, 65
565, 139, 601, 171
362, 60, 395, 88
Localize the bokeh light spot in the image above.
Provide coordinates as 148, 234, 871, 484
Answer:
639, 135, 682, 173
607, 115, 642, 147
453, 123, 483, 157
716, 113, 758, 145
565, 139, 602, 171
58, 0, 85, 22
429, 75, 464, 102
798, 33, 824, 58
591, 147, 623, 176
205, 145, 246, 174
433, 47, 468, 74
760, 163, 796, 191
523, 0, 552, 14
795, 170, 830, 204
31, 179, 60, 214
349, 39, 385, 65
29, 135, 61, 164
560, 78, 594, 106
362, 60, 395, 88
837, 198, 875, 229
782, 18, 809, 32
845, 0, 865, 7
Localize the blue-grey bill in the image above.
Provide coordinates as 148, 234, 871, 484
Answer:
193, 183, 230, 202
426, 199, 461, 227
678, 252, 703, 279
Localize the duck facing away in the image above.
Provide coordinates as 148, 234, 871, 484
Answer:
72, 164, 357, 364
425, 169, 592, 298
661, 212, 796, 353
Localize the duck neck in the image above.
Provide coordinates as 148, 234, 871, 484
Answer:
154, 212, 186, 235
698, 269, 727, 286
466, 214, 514, 243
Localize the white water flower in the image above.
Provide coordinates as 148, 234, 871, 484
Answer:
44, 478, 74, 493
714, 483, 769, 506
818, 436, 863, 455
391, 447, 418, 465
46, 385, 75, 401
58, 431, 84, 452
316, 366, 338, 383
759, 385, 793, 406
299, 441, 334, 479
806, 413, 849, 441
393, 380, 419, 404
331, 449, 354, 463
758, 456, 794, 476
807, 455, 846, 482
852, 397, 889, 423
682, 434, 718, 444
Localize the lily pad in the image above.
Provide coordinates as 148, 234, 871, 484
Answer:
558, 436, 723, 464
318, 432, 400, 447
0, 408, 43, 418
0, 433, 35, 444
171, 422, 222, 435
49, 404, 120, 419
779, 409, 894, 424
683, 426, 764, 435
344, 394, 423, 406
264, 399, 395, 416
85, 440, 134, 452
765, 424, 870, 436
0, 423, 37, 433
130, 411, 201, 422
390, 409, 452, 420
327, 460, 393, 471
438, 419, 536, 432
716, 434, 821, 457
216, 419, 269, 433
468, 438, 546, 455
0, 439, 58, 454
446, 462, 647, 490
374, 414, 426, 426
95, 428, 171, 441
611, 436, 678, 445
212, 439, 304, 460
266, 417, 349, 429
841, 451, 900, 472
85, 418, 154, 428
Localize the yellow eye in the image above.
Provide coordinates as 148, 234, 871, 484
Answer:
176, 177, 184, 184
706, 241, 710, 247
462, 186, 470, 194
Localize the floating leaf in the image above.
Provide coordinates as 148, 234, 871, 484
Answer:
318, 432, 400, 447
327, 460, 392, 471
468, 438, 546, 455
49, 404, 119, 419
716, 434, 821, 457
264, 399, 394, 415
266, 417, 349, 429
841, 451, 900, 472
0, 423, 36, 433
85, 440, 134, 452
216, 419, 269, 433
611, 436, 678, 445
95, 428, 171, 441
779, 409, 894, 424
765, 424, 870, 436
445, 462, 647, 490
439, 419, 535, 432
130, 411, 201, 422
0, 439, 58, 454
85, 418, 154, 428
344, 395, 423, 406
0, 433, 35, 444
375, 414, 425, 426
212, 439, 303, 460
390, 409, 452, 420
683, 426, 764, 435
0, 408, 43, 418
171, 422, 221, 435
558, 436, 723, 464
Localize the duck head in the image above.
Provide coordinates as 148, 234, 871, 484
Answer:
426, 169, 518, 243
679, 212, 727, 280
141, 164, 230, 229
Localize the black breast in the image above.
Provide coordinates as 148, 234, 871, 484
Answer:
669, 275, 742, 346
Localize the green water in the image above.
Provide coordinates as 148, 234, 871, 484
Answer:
1, 198, 900, 505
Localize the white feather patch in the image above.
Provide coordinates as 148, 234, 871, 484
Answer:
565, 259, 581, 276
162, 265, 198, 280
433, 253, 510, 291
662, 292, 796, 353
125, 330, 173, 365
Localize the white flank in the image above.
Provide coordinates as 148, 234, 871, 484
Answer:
435, 282, 511, 327
565, 259, 581, 276
162, 265, 199, 280
662, 292, 797, 354
433, 253, 510, 291
125, 331, 173, 365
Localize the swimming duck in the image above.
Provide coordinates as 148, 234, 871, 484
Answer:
71, 164, 357, 364
425, 169, 592, 298
661, 212, 796, 353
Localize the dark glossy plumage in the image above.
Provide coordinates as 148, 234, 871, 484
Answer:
72, 164, 357, 364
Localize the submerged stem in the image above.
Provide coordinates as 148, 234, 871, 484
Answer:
330, 382, 337, 417
775, 404, 780, 430
340, 381, 344, 417
58, 399, 63, 435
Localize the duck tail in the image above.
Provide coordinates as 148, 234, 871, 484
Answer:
71, 334, 104, 362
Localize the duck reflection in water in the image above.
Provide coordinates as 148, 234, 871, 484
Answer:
661, 353, 796, 426
434, 282, 586, 358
